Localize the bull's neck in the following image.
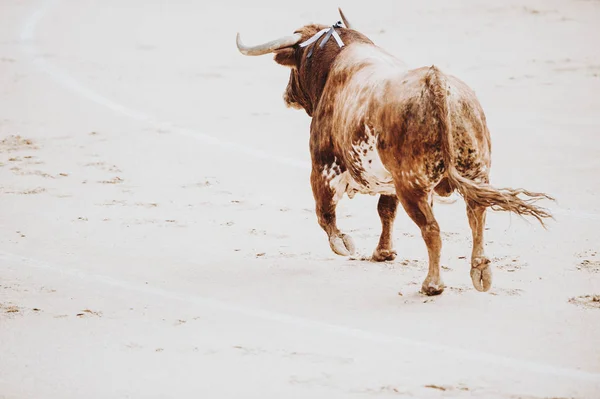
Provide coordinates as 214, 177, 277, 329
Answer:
298, 47, 344, 116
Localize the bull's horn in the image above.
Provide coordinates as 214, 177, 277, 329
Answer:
338, 7, 353, 29
236, 32, 302, 56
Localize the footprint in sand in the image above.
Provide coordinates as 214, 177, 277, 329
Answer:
1, 187, 47, 195
122, 218, 185, 227
181, 177, 219, 188
575, 250, 600, 273
96, 200, 158, 208
0, 135, 38, 153
10, 167, 55, 179
489, 287, 524, 297
76, 309, 103, 318
84, 161, 122, 173
98, 176, 124, 184
0, 303, 45, 317
493, 255, 527, 273
0, 303, 22, 314
569, 295, 600, 310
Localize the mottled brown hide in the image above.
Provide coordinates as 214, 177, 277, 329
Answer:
238, 20, 553, 295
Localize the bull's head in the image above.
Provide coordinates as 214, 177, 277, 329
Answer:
236, 9, 369, 116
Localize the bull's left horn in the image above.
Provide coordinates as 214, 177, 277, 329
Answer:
236, 32, 302, 56
338, 7, 353, 29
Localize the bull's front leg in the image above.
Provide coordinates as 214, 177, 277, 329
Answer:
311, 167, 355, 256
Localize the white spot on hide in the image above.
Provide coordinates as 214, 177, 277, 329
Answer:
346, 125, 396, 196
322, 159, 348, 202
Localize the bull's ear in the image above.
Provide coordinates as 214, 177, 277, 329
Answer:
273, 47, 296, 67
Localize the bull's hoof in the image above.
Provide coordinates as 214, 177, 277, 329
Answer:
471, 256, 492, 292
372, 248, 397, 262
421, 277, 445, 296
329, 233, 356, 256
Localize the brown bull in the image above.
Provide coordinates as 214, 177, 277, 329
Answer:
236, 10, 553, 295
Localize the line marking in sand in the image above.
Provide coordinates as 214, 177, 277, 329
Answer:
0, 249, 599, 384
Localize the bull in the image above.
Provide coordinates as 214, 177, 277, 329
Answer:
235, 9, 553, 295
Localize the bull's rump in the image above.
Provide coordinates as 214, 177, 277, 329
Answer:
373, 68, 492, 188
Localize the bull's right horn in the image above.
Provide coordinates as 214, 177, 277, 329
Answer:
338, 7, 353, 29
236, 32, 302, 56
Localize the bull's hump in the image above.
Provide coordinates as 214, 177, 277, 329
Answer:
333, 43, 406, 78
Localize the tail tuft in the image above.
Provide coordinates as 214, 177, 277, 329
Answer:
447, 170, 555, 227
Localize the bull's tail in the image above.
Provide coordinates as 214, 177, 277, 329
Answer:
425, 66, 554, 226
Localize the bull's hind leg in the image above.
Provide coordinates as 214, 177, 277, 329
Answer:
397, 188, 445, 296
372, 195, 399, 261
311, 168, 355, 256
466, 200, 492, 292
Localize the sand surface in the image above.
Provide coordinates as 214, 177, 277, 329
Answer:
1, 0, 600, 398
